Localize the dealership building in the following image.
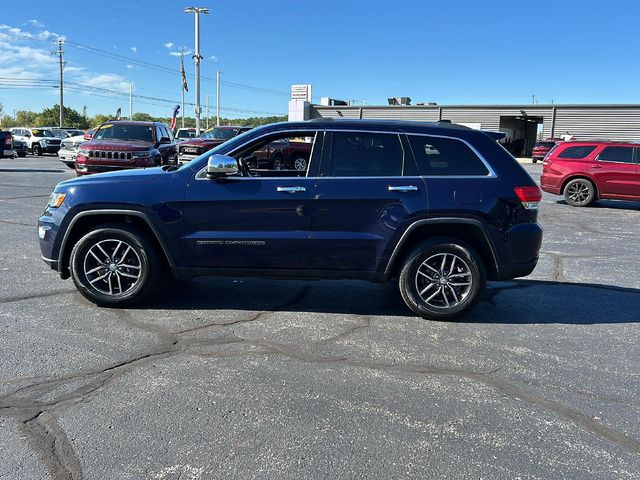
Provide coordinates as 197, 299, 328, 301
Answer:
289, 90, 640, 156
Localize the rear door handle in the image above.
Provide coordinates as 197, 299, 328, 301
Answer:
388, 185, 419, 192
277, 186, 306, 193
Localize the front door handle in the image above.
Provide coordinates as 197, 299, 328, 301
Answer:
277, 186, 306, 193
388, 185, 419, 192
591, 165, 602, 169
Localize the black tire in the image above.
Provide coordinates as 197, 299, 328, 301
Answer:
32, 144, 41, 156
18, 151, 27, 158
70, 225, 161, 307
398, 238, 485, 321
564, 178, 595, 207
64, 161, 75, 169
532, 158, 538, 164
271, 154, 284, 170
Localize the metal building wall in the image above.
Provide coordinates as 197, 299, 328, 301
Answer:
310, 104, 640, 141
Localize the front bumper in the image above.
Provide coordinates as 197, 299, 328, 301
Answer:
42, 145, 61, 153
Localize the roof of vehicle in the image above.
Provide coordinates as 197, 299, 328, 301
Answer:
206, 125, 248, 130
97, 120, 169, 126
557, 139, 639, 146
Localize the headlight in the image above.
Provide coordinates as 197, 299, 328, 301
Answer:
47, 192, 66, 208
42, 139, 50, 144
131, 151, 150, 159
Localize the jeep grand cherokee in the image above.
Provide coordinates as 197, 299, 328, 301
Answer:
38, 120, 542, 321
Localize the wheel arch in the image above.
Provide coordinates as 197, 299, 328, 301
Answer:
560, 175, 599, 197
385, 219, 499, 280
58, 210, 174, 279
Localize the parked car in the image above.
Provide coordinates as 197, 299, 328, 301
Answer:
540, 141, 639, 207
531, 139, 562, 163
178, 126, 251, 163
59, 129, 96, 169
38, 119, 542, 320
174, 128, 197, 142
1, 130, 14, 158
12, 138, 28, 157
74, 121, 178, 175
250, 138, 313, 171
10, 127, 62, 155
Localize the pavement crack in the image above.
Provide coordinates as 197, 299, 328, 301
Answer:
0, 288, 77, 305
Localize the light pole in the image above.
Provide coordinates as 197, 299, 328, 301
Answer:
184, 6, 210, 136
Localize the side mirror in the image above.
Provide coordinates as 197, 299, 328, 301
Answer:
206, 154, 238, 179
159, 136, 171, 144
84, 133, 92, 140
25, 133, 31, 138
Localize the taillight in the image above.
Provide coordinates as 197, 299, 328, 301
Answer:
514, 186, 542, 210
4, 136, 11, 146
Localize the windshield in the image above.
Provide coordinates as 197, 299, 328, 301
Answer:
177, 130, 197, 139
32, 129, 54, 138
94, 124, 155, 142
201, 128, 238, 141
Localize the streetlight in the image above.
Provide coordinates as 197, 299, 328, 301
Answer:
184, 6, 210, 136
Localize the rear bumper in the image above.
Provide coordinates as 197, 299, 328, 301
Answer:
493, 222, 543, 280
2, 149, 13, 157
540, 173, 562, 195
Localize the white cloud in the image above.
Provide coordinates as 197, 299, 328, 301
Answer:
169, 49, 192, 57
0, 24, 56, 41
130, 46, 137, 53
0, 40, 57, 67
78, 73, 130, 93
126, 64, 134, 69
25, 19, 44, 28
164, 42, 174, 49
208, 55, 218, 62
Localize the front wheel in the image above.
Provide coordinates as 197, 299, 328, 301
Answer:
70, 225, 161, 306
564, 178, 595, 207
293, 156, 307, 171
32, 144, 41, 156
398, 238, 485, 321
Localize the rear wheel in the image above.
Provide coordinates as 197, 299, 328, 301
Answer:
17, 151, 27, 158
70, 225, 161, 306
564, 178, 595, 207
271, 154, 284, 170
398, 238, 485, 321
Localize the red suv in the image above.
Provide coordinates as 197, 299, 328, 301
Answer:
532, 139, 562, 163
540, 141, 639, 207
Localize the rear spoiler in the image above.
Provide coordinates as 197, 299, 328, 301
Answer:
483, 131, 507, 141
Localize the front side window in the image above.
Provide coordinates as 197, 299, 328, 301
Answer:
94, 124, 155, 143
326, 132, 403, 177
557, 145, 597, 159
408, 135, 489, 176
597, 146, 634, 163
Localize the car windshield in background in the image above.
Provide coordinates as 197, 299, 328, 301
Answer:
94, 124, 154, 142
201, 128, 238, 140
177, 130, 197, 139
32, 129, 55, 138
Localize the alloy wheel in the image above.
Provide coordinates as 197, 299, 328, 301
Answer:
293, 157, 307, 171
414, 252, 473, 309
83, 239, 142, 296
566, 181, 591, 204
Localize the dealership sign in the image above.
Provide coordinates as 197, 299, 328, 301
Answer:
291, 84, 312, 101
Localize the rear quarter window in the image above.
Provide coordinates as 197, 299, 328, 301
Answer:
557, 145, 597, 159
408, 135, 489, 176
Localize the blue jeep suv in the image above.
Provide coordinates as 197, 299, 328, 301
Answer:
38, 120, 543, 320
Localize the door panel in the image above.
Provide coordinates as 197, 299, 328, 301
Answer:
182, 177, 315, 269
310, 131, 427, 272
591, 146, 636, 197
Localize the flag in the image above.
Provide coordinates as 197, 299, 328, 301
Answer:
115, 107, 121, 120
180, 50, 188, 92
170, 104, 180, 130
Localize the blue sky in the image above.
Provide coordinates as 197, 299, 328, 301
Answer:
0, 0, 638, 119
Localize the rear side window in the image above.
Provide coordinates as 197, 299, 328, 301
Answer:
598, 146, 634, 163
327, 132, 403, 177
408, 135, 489, 176
557, 145, 597, 159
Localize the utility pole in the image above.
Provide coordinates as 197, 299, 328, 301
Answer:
185, 7, 210, 136
180, 46, 185, 128
532, 94, 535, 105
216, 70, 221, 126
129, 83, 133, 120
56, 38, 65, 127
205, 94, 209, 129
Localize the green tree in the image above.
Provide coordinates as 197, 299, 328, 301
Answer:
89, 114, 110, 128
132, 112, 154, 122
36, 105, 89, 129
15, 110, 38, 127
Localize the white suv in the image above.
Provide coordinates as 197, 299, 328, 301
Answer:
10, 127, 62, 155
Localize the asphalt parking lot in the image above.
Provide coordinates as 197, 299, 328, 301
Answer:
1, 155, 639, 479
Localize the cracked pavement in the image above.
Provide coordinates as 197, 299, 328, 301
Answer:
0, 157, 639, 479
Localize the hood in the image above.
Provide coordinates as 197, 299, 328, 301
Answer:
57, 166, 163, 189
180, 138, 224, 147
82, 139, 154, 151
